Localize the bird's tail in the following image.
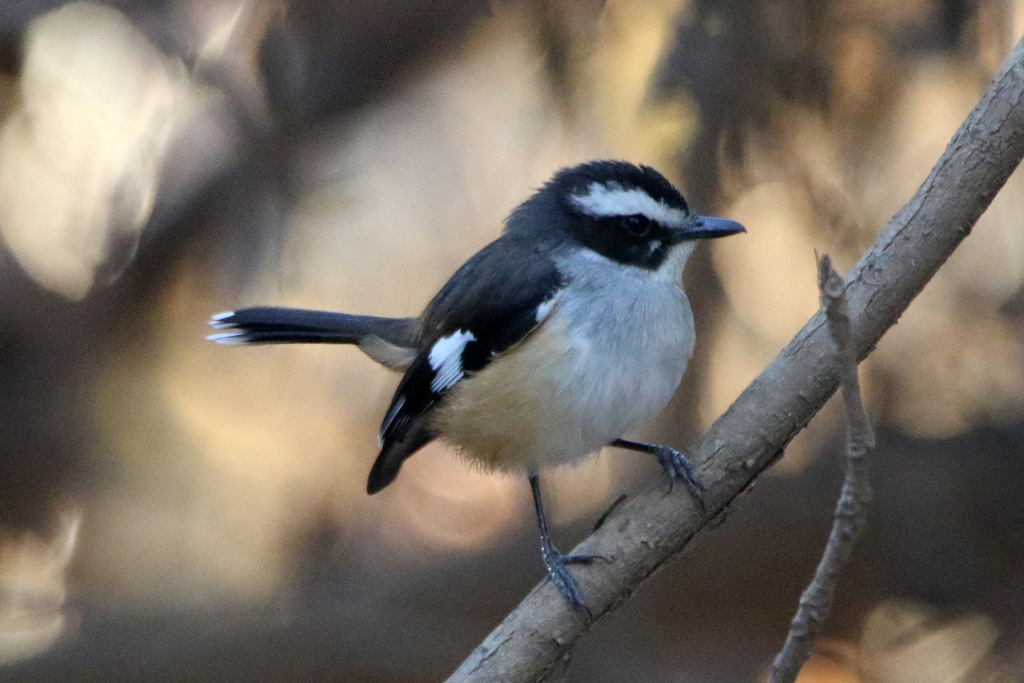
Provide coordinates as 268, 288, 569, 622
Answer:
208, 306, 421, 368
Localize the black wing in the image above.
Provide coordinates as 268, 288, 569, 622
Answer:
366, 236, 563, 493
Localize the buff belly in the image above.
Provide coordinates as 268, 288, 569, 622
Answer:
430, 287, 695, 473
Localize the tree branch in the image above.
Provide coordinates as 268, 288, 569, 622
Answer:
767, 255, 875, 683
446, 34, 1024, 683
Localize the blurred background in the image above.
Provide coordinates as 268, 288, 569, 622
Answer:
0, 0, 1023, 681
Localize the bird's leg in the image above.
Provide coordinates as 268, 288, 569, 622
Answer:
611, 438, 706, 504
528, 471, 597, 610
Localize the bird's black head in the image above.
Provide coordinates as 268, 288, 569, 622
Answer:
507, 160, 744, 270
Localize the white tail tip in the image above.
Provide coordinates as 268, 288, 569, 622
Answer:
208, 311, 236, 329
206, 331, 249, 344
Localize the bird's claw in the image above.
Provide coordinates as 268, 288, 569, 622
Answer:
541, 543, 597, 611
654, 446, 707, 507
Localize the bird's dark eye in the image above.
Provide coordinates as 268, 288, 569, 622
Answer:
623, 215, 651, 237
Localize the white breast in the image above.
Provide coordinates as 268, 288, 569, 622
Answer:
431, 243, 696, 472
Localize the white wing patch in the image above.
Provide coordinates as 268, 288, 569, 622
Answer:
535, 296, 557, 323
428, 329, 477, 393
571, 182, 688, 228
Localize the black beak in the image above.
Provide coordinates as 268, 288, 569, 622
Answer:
680, 215, 746, 241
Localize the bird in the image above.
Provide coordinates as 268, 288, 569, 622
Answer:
208, 160, 745, 608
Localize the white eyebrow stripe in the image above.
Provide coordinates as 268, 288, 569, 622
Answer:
570, 182, 688, 227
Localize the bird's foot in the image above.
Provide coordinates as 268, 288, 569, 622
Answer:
540, 541, 598, 611
610, 438, 706, 506
653, 445, 706, 507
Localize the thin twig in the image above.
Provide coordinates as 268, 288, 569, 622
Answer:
767, 255, 875, 683
446, 34, 1024, 683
